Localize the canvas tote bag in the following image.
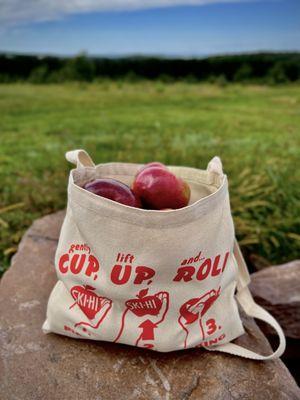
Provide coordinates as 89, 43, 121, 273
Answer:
43, 149, 286, 359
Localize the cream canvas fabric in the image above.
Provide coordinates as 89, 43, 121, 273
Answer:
43, 150, 285, 359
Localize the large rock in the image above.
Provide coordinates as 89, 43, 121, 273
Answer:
249, 261, 300, 387
250, 261, 300, 339
0, 212, 299, 400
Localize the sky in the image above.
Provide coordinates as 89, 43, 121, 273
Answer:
0, 0, 299, 57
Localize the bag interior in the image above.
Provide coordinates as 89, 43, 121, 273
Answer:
72, 163, 223, 207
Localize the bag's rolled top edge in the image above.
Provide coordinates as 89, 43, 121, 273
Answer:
68, 162, 229, 228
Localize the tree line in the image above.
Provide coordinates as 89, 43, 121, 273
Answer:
0, 52, 299, 84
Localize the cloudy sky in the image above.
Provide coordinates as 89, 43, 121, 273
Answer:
0, 0, 299, 56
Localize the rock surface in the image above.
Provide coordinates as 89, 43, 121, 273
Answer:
1, 211, 299, 400
250, 260, 300, 339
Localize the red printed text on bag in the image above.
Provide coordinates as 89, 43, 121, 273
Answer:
58, 244, 100, 280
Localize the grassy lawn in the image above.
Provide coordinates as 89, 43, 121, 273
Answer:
0, 81, 299, 275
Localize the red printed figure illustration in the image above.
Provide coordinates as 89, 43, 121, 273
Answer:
69, 285, 112, 330
178, 287, 221, 349
114, 289, 169, 349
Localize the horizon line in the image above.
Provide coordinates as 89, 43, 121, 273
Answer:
1, 49, 300, 60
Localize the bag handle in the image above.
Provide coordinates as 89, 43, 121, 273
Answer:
204, 239, 286, 360
207, 156, 223, 176
65, 149, 95, 168
207, 156, 224, 186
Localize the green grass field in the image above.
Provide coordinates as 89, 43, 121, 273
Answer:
0, 82, 299, 275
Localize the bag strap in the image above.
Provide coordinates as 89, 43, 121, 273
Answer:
65, 149, 95, 168
205, 239, 286, 360
207, 156, 223, 176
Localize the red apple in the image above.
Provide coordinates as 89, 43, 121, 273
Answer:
71, 285, 102, 320
132, 167, 190, 210
84, 178, 141, 208
137, 162, 167, 175
125, 289, 162, 317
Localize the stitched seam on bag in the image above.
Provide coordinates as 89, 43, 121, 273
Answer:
71, 175, 224, 206
73, 174, 220, 190
69, 196, 223, 228
69, 170, 227, 227
68, 180, 227, 227
72, 169, 221, 189
98, 174, 220, 189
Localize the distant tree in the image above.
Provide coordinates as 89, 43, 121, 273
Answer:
234, 63, 253, 82
28, 65, 49, 83
1, 51, 299, 84
47, 70, 65, 83
61, 53, 96, 81
0, 74, 11, 83
268, 62, 289, 84
123, 71, 141, 82
184, 74, 198, 83
283, 61, 300, 81
158, 74, 174, 83
215, 74, 228, 87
